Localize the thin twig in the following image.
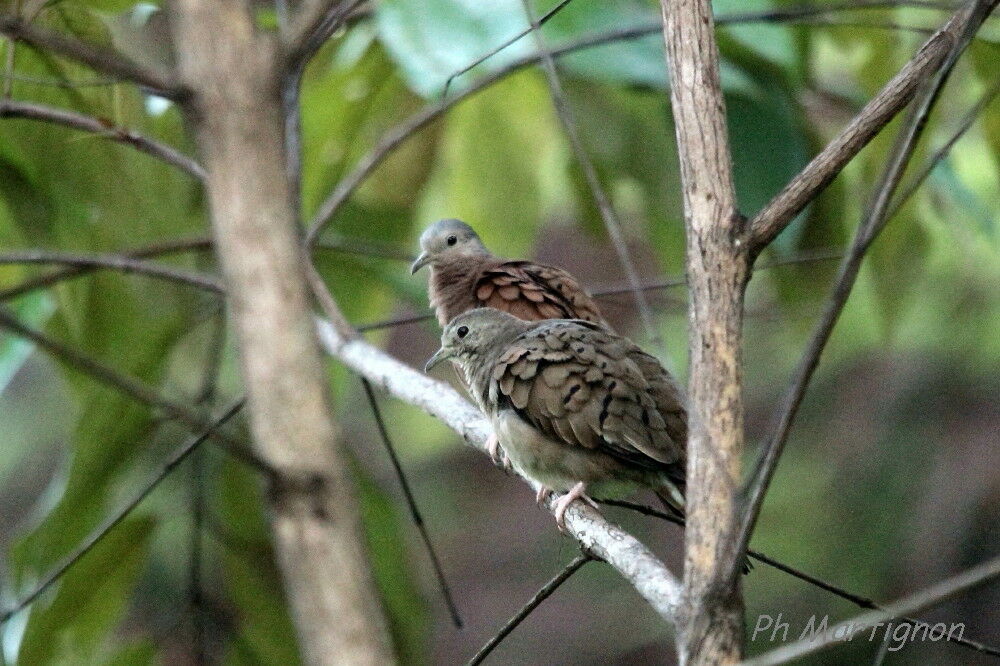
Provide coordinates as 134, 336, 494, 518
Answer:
519, 0, 663, 350
730, 0, 997, 585
0, 15, 182, 99
747, 5, 974, 255
0, 249, 223, 293
0, 237, 404, 303
467, 553, 593, 666
886, 76, 1000, 219
0, 398, 245, 626
359, 378, 463, 629
441, 0, 576, 99
598, 498, 1000, 658
0, 307, 269, 474
284, 0, 367, 73
303, 3, 973, 243
0, 100, 205, 178
745, 553, 1000, 665
354, 249, 844, 333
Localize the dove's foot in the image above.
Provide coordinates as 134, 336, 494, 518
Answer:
536, 486, 553, 505
486, 433, 511, 471
553, 482, 599, 532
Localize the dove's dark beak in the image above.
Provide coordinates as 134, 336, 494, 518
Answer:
424, 347, 452, 373
410, 252, 431, 274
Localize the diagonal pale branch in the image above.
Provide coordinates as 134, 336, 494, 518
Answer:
0, 398, 245, 626
0, 100, 205, 178
314, 317, 683, 622
746, 4, 980, 255
744, 554, 1000, 666
0, 15, 182, 99
730, 0, 998, 585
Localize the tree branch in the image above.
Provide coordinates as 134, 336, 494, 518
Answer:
0, 306, 267, 472
304, 5, 959, 243
731, 0, 997, 585
359, 378, 463, 628
744, 554, 1000, 665
169, 0, 394, 661
660, 0, 746, 661
0, 15, 183, 100
0, 249, 222, 293
467, 553, 594, 666
519, 0, 664, 350
0, 100, 204, 178
746, 4, 979, 255
0, 398, 245, 626
314, 317, 683, 623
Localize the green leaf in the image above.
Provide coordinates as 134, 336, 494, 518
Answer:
16, 517, 155, 665
416, 69, 560, 258
0, 294, 55, 395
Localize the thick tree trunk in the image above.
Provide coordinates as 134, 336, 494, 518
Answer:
168, 2, 395, 664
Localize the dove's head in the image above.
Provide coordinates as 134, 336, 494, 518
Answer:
411, 218, 490, 274
425, 308, 531, 373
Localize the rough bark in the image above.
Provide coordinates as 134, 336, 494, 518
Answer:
660, 0, 748, 662
167, 1, 394, 664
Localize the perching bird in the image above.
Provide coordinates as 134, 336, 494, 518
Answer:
411, 218, 608, 329
425, 308, 687, 530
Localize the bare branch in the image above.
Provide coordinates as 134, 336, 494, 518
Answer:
359, 378, 463, 628
602, 499, 1000, 659
731, 0, 997, 584
660, 0, 746, 660
0, 236, 403, 303
467, 553, 594, 666
519, 0, 664, 350
441, 0, 576, 98
0, 249, 222, 293
745, 554, 1000, 665
746, 5, 979, 255
0, 306, 267, 473
0, 100, 204, 178
304, 4, 962, 243
0, 15, 183, 100
314, 317, 683, 622
886, 76, 1000, 219
283, 0, 367, 73
0, 398, 245, 626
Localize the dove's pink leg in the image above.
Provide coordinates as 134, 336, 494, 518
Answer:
553, 482, 599, 531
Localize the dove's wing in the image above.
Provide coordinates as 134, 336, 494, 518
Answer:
472, 261, 607, 325
489, 320, 685, 472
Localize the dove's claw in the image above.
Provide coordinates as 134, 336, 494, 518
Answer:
554, 482, 596, 532
486, 433, 511, 471
536, 486, 553, 505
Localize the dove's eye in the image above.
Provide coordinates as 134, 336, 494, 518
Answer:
446, 235, 458, 246
456, 326, 469, 339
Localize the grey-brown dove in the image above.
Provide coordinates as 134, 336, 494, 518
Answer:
425, 307, 687, 530
411, 218, 608, 328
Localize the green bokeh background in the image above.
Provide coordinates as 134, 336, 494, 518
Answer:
0, 0, 998, 663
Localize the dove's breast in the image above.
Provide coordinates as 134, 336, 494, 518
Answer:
494, 409, 630, 492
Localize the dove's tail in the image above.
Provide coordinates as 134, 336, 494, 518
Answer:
652, 477, 753, 575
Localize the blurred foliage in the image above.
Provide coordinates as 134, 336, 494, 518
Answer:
0, 0, 998, 664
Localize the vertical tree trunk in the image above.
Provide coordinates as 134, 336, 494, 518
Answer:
660, 0, 748, 662
168, 2, 395, 664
